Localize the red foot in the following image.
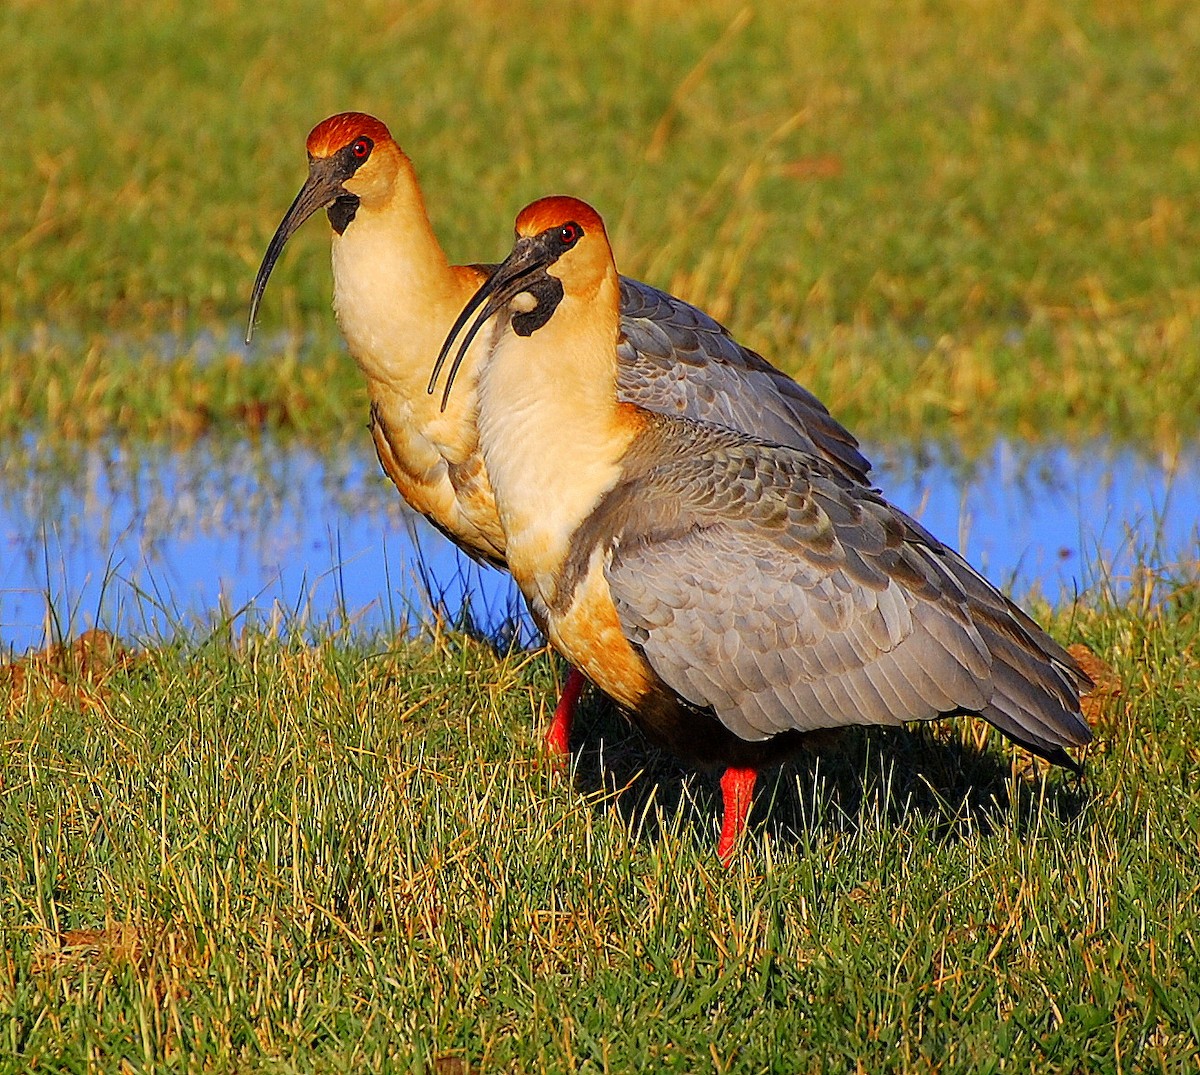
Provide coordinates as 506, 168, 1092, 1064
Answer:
544, 667, 585, 759
717, 767, 758, 866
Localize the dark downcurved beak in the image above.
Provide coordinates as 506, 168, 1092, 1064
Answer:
245, 157, 346, 344
427, 236, 550, 412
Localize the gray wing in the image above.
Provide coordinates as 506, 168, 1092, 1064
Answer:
615, 276, 871, 484
604, 420, 1091, 763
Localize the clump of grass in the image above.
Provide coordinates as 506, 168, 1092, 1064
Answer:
1, 569, 1197, 1071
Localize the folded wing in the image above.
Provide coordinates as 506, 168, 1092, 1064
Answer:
602, 419, 1091, 766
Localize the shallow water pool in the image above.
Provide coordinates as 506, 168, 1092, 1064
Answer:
1, 438, 1196, 656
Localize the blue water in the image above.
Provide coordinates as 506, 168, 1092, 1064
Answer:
1, 438, 1196, 656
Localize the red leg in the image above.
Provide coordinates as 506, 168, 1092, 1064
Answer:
545, 666, 585, 758
717, 767, 758, 866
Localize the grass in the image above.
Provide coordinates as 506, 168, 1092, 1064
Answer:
0, 334, 361, 444
0, 584, 1198, 1072
1, 0, 1199, 448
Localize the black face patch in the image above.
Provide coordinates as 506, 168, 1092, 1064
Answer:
335, 136, 372, 178
327, 194, 360, 235
312, 136, 373, 190
512, 274, 565, 336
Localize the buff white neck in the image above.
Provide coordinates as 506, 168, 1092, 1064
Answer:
329, 162, 468, 395
474, 274, 637, 597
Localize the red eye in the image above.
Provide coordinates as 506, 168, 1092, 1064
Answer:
351, 138, 371, 159
558, 222, 582, 246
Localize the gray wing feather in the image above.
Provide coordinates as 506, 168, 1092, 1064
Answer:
603, 420, 1091, 755
612, 521, 990, 742
616, 277, 871, 483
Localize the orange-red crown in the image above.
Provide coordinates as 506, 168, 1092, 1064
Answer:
515, 197, 607, 240
306, 112, 394, 158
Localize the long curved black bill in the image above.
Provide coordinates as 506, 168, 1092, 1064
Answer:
245, 157, 345, 344
427, 239, 547, 412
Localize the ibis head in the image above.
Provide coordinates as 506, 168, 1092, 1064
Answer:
429, 197, 612, 409
247, 112, 401, 342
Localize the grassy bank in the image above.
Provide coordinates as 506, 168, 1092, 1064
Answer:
1, 585, 1197, 1071
2, 0, 1199, 448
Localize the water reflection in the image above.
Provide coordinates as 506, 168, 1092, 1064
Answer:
1, 438, 1196, 656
